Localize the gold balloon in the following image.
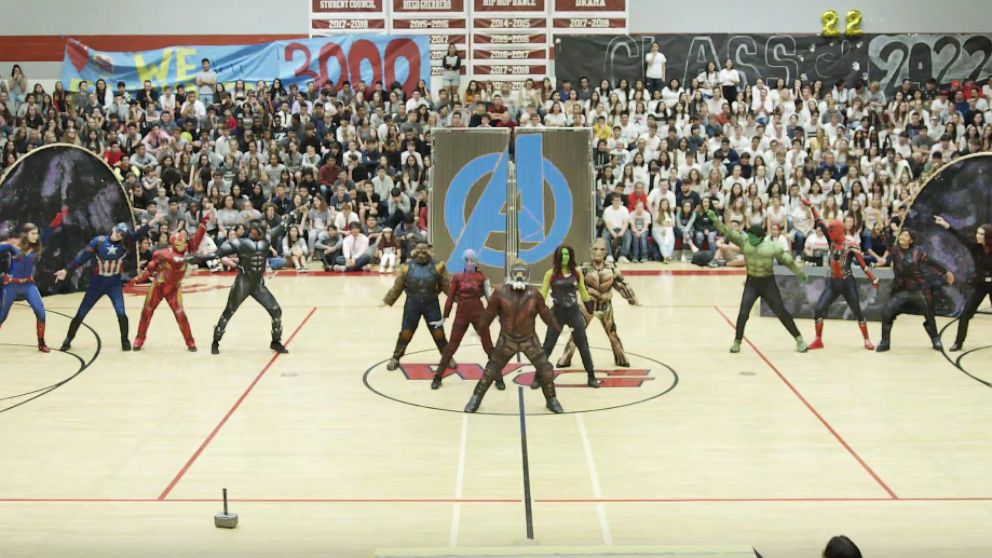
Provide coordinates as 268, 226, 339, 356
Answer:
845, 9, 863, 36
821, 10, 840, 37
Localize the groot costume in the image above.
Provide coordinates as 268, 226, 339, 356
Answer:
557, 238, 638, 368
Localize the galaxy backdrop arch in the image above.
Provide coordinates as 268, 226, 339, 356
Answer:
0, 144, 136, 295
901, 153, 992, 316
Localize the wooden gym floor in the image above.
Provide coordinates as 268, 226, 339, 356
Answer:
1, 264, 990, 557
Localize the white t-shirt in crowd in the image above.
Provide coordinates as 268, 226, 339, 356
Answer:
602, 204, 631, 231
645, 52, 667, 79
719, 68, 741, 87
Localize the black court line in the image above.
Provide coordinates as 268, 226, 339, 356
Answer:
0, 307, 101, 415
937, 319, 992, 388
517, 385, 534, 540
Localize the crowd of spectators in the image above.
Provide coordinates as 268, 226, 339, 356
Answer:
1, 45, 991, 272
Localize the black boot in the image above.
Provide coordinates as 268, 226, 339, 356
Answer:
211, 341, 220, 355
546, 398, 564, 413
587, 372, 601, 388
211, 324, 224, 355
495, 377, 506, 390
950, 341, 963, 352
876, 321, 892, 352
464, 395, 481, 413
270, 341, 289, 354
924, 321, 941, 351
118, 315, 131, 351
60, 316, 83, 351
431, 374, 443, 390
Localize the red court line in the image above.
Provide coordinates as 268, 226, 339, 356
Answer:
714, 305, 899, 500
156, 306, 318, 501
2, 496, 987, 504
0, 497, 519, 504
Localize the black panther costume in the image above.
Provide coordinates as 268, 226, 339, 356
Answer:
209, 219, 289, 355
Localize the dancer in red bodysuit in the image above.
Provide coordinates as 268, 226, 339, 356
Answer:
804, 199, 878, 350
433, 249, 497, 390
130, 213, 210, 351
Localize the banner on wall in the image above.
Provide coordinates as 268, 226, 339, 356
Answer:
61, 36, 430, 93
391, 0, 469, 78
310, 0, 388, 35
554, 34, 992, 93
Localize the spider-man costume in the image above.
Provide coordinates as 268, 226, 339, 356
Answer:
433, 250, 496, 390
806, 202, 878, 350
130, 215, 210, 351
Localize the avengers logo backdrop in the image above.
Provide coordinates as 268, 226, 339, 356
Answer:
0, 144, 135, 295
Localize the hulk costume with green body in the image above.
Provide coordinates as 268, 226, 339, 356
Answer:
708, 210, 809, 353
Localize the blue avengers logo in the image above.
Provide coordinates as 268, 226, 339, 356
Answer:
444, 133, 572, 272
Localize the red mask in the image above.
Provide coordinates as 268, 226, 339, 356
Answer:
169, 231, 189, 253
827, 220, 845, 244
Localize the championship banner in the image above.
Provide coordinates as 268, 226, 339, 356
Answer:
554, 34, 992, 94
61, 35, 429, 93
431, 128, 511, 282
513, 128, 594, 281
551, 0, 627, 39
0, 145, 136, 296
471, 0, 549, 84
310, 0, 387, 35
391, 0, 468, 78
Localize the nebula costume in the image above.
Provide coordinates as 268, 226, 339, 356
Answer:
57, 221, 153, 351
208, 218, 290, 355
538, 245, 601, 388
557, 238, 638, 369
876, 230, 955, 352
465, 260, 564, 414
433, 249, 496, 390
383, 242, 452, 371
709, 210, 808, 353
937, 218, 992, 352
0, 224, 49, 352
806, 203, 878, 350
130, 215, 210, 351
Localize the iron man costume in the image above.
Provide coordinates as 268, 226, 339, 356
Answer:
806, 202, 878, 350
130, 215, 209, 351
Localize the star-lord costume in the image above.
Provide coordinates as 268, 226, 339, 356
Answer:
433, 249, 496, 390
209, 218, 289, 355
557, 239, 637, 368
944, 222, 992, 351
709, 210, 808, 353
130, 215, 210, 351
383, 243, 451, 371
877, 238, 953, 352
465, 260, 563, 414
806, 203, 878, 350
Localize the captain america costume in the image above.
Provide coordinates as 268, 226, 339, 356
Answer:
59, 223, 150, 351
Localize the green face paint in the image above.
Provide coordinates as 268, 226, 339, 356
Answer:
561, 248, 570, 266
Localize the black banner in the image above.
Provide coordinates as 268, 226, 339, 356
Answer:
555, 34, 992, 93
0, 145, 135, 295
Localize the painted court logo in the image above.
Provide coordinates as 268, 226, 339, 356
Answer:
363, 347, 678, 415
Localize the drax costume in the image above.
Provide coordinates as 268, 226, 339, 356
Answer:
383, 242, 452, 371
130, 214, 210, 351
538, 245, 601, 388
58, 221, 152, 351
709, 210, 808, 353
806, 202, 878, 350
209, 218, 289, 355
876, 230, 954, 352
465, 260, 564, 414
0, 225, 49, 352
557, 238, 638, 368
433, 249, 496, 390
939, 220, 992, 352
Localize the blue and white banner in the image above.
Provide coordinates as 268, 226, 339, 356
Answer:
61, 35, 429, 92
